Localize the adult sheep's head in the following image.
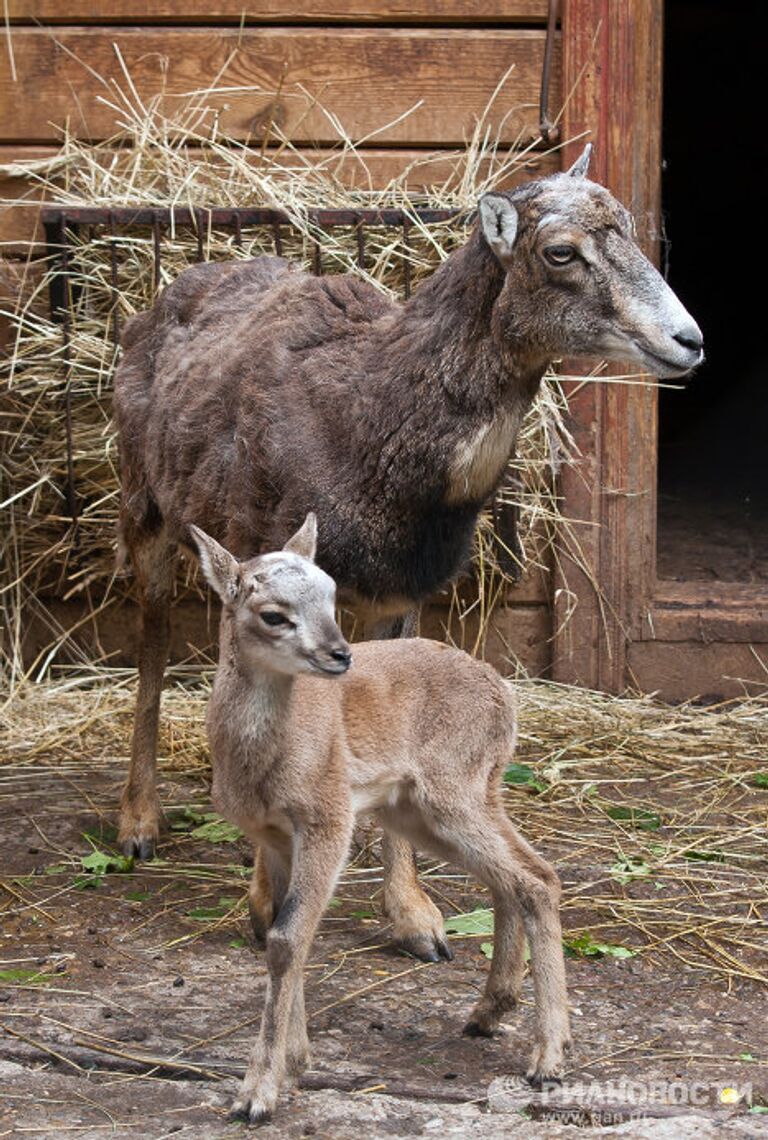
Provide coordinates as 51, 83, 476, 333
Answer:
478, 145, 703, 379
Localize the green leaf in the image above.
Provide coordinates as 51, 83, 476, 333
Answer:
228, 937, 247, 949
328, 897, 343, 909
125, 889, 150, 902
186, 896, 240, 921
503, 763, 548, 793
564, 933, 637, 960
350, 908, 375, 920
480, 941, 494, 960
739, 1052, 756, 1062
610, 856, 652, 884
752, 772, 768, 788
0, 967, 53, 985
168, 806, 210, 832
749, 1106, 768, 1114
683, 849, 725, 863
444, 908, 494, 936
80, 848, 133, 876
44, 863, 72, 875
189, 817, 243, 844
74, 875, 102, 890
605, 806, 662, 831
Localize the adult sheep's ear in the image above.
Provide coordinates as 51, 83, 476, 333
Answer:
283, 512, 317, 563
479, 193, 519, 262
566, 142, 592, 179
189, 525, 241, 603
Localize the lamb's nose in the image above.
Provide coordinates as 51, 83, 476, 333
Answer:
330, 647, 352, 669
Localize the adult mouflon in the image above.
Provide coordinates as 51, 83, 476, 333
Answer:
192, 514, 570, 1125
114, 144, 703, 959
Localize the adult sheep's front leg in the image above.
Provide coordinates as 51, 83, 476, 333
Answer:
118, 531, 174, 859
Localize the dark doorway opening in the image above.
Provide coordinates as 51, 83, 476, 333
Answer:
657, 0, 766, 582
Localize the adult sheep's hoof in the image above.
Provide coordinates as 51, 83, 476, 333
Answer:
120, 835, 156, 861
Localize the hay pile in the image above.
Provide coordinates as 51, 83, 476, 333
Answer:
0, 64, 574, 685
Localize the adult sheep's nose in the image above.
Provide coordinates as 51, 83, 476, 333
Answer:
673, 321, 704, 359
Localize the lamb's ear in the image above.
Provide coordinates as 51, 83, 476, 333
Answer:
566, 142, 592, 179
283, 512, 317, 563
189, 525, 240, 603
479, 193, 519, 262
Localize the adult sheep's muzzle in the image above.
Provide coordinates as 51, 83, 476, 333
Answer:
636, 316, 704, 378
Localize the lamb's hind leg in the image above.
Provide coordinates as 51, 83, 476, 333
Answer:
371, 610, 451, 964
382, 801, 570, 1084
118, 529, 174, 859
462, 813, 570, 1084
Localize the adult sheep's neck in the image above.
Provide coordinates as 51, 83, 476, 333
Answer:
385, 225, 547, 411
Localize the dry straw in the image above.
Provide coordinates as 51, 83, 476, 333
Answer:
3, 675, 766, 985
0, 59, 576, 686
2, 54, 765, 989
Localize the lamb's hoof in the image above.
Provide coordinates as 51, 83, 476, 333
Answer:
229, 1091, 276, 1126
120, 835, 156, 861
527, 1070, 562, 1092
396, 933, 454, 964
462, 1019, 495, 1039
227, 1103, 272, 1126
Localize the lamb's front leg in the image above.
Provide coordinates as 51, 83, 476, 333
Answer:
231, 822, 352, 1125
381, 831, 452, 962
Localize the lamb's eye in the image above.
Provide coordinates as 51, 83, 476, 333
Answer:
260, 611, 289, 627
545, 244, 577, 266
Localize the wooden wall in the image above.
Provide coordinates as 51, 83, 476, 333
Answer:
0, 2, 559, 679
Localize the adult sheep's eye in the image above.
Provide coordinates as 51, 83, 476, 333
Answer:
260, 611, 289, 627
545, 244, 577, 266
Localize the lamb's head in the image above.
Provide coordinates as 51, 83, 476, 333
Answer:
479, 145, 703, 379
190, 515, 352, 678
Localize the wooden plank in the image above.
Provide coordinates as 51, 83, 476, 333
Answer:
5, 1, 551, 24
655, 580, 768, 611
11, 596, 552, 675
0, 144, 559, 250
552, 0, 663, 693
0, 28, 558, 146
649, 580, 768, 644
627, 640, 768, 701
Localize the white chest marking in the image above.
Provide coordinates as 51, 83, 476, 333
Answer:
446, 413, 517, 504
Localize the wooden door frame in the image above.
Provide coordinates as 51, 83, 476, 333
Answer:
552, 0, 663, 690
553, 0, 768, 694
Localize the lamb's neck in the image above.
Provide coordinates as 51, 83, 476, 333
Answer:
381, 226, 548, 412
210, 625, 294, 764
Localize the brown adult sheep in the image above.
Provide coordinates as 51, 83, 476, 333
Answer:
114, 146, 702, 960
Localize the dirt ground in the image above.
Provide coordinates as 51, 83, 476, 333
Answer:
1, 750, 767, 1139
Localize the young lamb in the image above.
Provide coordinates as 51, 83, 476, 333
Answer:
191, 514, 570, 1124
